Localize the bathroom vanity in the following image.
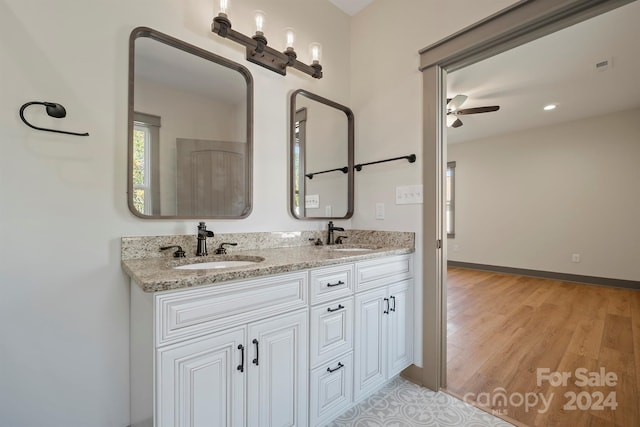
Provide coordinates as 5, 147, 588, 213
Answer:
123, 230, 414, 427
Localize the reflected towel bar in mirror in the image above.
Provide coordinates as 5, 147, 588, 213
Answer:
305, 166, 348, 179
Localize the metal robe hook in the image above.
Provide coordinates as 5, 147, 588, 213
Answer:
19, 101, 89, 136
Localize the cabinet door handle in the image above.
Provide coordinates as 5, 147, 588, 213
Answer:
327, 280, 345, 287
326, 362, 344, 373
390, 295, 396, 312
237, 344, 245, 373
327, 304, 344, 313
383, 298, 389, 314
252, 339, 259, 365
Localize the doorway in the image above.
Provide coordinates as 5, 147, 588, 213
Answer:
418, 0, 637, 404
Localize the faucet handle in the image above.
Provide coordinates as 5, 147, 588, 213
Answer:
335, 236, 348, 244
160, 245, 186, 258
215, 242, 238, 255
309, 238, 323, 246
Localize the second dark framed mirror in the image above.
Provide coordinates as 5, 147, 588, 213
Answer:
290, 89, 354, 219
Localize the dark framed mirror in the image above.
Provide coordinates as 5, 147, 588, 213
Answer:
289, 89, 354, 219
128, 27, 253, 219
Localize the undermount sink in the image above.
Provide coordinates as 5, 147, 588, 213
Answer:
173, 256, 264, 270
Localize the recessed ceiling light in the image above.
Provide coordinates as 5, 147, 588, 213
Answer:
543, 104, 557, 111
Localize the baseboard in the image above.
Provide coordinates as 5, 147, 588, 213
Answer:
400, 364, 424, 387
448, 261, 640, 290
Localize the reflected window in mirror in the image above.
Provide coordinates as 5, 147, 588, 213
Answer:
293, 108, 307, 216
289, 90, 354, 220
132, 112, 160, 215
128, 27, 253, 219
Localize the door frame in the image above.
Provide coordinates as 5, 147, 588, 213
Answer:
418, 0, 635, 390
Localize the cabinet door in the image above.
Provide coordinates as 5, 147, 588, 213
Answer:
388, 279, 413, 377
247, 310, 308, 427
354, 287, 388, 401
156, 327, 246, 427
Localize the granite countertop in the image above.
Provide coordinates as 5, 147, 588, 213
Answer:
122, 244, 413, 293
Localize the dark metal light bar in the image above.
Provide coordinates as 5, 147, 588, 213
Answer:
212, 13, 322, 79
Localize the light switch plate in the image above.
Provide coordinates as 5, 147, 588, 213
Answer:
396, 185, 423, 205
305, 194, 320, 209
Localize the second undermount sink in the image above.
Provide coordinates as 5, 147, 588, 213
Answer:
173, 256, 264, 270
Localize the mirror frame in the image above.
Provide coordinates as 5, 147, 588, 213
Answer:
289, 89, 354, 220
127, 26, 254, 219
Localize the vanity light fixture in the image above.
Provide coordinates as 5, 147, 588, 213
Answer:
212, 0, 323, 79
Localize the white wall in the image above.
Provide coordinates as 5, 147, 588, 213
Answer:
349, 0, 519, 367
0, 1, 349, 426
447, 108, 640, 281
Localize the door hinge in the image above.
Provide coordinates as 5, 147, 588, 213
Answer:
436, 239, 442, 249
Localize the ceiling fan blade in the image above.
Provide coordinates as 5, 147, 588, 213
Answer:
451, 118, 463, 128
447, 94, 468, 110
456, 105, 500, 115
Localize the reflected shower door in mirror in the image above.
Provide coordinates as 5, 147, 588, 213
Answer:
290, 89, 354, 219
128, 27, 253, 219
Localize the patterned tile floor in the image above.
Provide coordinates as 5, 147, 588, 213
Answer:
329, 377, 515, 427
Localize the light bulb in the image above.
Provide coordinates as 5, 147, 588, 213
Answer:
219, 0, 229, 15
285, 28, 295, 50
309, 42, 322, 64
254, 10, 265, 34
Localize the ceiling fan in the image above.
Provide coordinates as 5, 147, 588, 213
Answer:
446, 95, 500, 128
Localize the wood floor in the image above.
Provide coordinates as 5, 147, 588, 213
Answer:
445, 267, 640, 427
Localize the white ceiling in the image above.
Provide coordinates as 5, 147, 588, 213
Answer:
328, 0, 374, 16
446, 0, 640, 144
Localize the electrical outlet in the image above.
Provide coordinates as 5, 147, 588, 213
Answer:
571, 253, 581, 263
305, 194, 319, 209
325, 205, 332, 216
375, 202, 385, 220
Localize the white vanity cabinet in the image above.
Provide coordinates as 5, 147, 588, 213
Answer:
130, 253, 413, 427
131, 271, 308, 427
353, 255, 413, 402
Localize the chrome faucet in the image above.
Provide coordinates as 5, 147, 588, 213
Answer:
196, 222, 214, 256
326, 221, 345, 245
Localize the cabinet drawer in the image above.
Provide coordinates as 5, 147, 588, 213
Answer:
355, 254, 413, 292
310, 264, 354, 305
310, 352, 353, 427
155, 272, 307, 346
310, 297, 353, 367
